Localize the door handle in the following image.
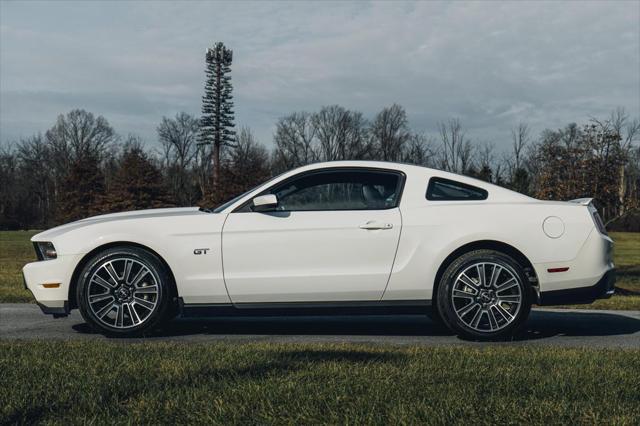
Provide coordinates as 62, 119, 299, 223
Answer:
359, 221, 393, 230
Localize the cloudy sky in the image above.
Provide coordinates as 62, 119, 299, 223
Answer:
1, 1, 639, 151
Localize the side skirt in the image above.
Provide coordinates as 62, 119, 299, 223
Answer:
179, 298, 431, 318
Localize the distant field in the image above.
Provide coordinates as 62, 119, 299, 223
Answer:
1, 341, 639, 424
1, 230, 638, 308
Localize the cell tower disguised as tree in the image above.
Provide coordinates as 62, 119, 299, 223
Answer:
199, 42, 235, 197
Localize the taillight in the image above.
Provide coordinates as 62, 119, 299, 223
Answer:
591, 210, 607, 236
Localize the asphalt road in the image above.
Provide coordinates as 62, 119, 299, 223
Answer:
1, 303, 640, 347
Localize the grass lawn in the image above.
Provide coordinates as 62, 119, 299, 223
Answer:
1, 341, 639, 424
0, 230, 38, 303
1, 230, 638, 308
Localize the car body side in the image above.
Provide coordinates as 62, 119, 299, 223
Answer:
22, 161, 614, 315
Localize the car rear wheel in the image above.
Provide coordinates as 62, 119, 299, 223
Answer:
76, 246, 173, 336
436, 249, 532, 340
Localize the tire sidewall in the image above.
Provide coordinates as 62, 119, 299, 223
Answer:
76, 247, 172, 336
437, 250, 532, 340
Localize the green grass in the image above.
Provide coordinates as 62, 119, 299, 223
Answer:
1, 230, 638, 308
609, 232, 640, 292
1, 341, 639, 424
0, 230, 38, 303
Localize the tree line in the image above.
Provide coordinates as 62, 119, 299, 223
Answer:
0, 105, 638, 230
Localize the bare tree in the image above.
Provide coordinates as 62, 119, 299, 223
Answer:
158, 112, 199, 168
16, 135, 54, 225
45, 109, 114, 168
0, 145, 20, 228
44, 109, 115, 215
312, 105, 369, 161
370, 104, 410, 162
511, 122, 530, 171
402, 133, 436, 167
590, 108, 640, 220
157, 112, 200, 205
272, 112, 318, 172
227, 127, 271, 189
437, 118, 472, 174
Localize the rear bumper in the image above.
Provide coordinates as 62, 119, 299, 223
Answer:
538, 269, 616, 305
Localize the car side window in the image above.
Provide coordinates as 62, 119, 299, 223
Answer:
426, 177, 488, 201
270, 170, 401, 211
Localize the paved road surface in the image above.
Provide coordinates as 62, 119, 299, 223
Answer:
1, 303, 640, 347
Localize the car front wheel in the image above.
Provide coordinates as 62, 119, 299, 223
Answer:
76, 246, 173, 336
436, 250, 532, 340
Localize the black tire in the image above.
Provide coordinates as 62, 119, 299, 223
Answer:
76, 246, 174, 336
436, 249, 532, 341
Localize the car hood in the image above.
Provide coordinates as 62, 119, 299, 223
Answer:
32, 207, 206, 241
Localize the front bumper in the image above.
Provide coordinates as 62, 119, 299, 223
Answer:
22, 254, 80, 317
538, 269, 616, 305
36, 301, 70, 317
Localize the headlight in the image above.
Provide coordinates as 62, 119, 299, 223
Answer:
34, 241, 57, 260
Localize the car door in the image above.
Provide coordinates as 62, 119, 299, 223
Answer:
222, 168, 404, 303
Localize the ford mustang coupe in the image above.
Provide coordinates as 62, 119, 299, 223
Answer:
23, 161, 615, 340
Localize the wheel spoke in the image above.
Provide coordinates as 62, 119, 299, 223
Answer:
456, 301, 480, 318
477, 264, 487, 287
124, 260, 133, 284
489, 265, 502, 289
89, 293, 113, 304
127, 303, 141, 325
458, 273, 480, 291
496, 278, 517, 293
487, 308, 499, 330
470, 308, 483, 329
494, 303, 515, 322
130, 267, 149, 288
498, 295, 521, 303
452, 289, 475, 300
92, 275, 115, 290
104, 262, 120, 285
96, 301, 116, 318
133, 297, 155, 311
133, 285, 158, 295
115, 304, 124, 327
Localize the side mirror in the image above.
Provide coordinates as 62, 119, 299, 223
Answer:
252, 194, 278, 212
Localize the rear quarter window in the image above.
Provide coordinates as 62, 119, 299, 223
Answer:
426, 177, 488, 201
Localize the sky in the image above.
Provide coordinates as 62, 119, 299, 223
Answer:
1, 0, 639, 152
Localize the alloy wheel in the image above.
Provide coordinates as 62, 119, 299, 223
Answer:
86, 257, 160, 329
450, 261, 523, 333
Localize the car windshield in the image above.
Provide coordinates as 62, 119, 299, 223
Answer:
210, 188, 255, 213
208, 172, 285, 213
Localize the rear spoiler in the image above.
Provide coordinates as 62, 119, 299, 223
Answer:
568, 198, 594, 206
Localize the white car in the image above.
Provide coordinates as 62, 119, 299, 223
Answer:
23, 161, 615, 340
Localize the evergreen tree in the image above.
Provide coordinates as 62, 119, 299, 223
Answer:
57, 153, 106, 223
103, 146, 171, 212
199, 42, 235, 201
